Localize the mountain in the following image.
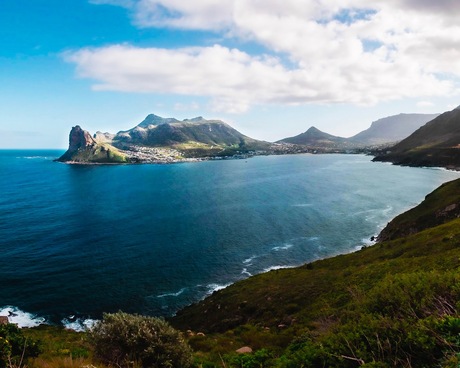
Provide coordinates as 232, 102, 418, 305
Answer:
277, 126, 348, 148
57, 125, 128, 163
277, 113, 438, 150
58, 114, 272, 163
373, 106, 460, 169
349, 113, 439, 145
115, 114, 269, 152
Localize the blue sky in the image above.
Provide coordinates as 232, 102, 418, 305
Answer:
1, 0, 459, 148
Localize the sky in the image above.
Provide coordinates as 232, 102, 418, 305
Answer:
1, 0, 460, 148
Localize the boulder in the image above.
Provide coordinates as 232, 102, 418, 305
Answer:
236, 346, 252, 354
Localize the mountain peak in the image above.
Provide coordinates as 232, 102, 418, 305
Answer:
137, 114, 179, 127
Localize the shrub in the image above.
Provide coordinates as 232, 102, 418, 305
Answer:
88, 312, 192, 368
0, 323, 41, 368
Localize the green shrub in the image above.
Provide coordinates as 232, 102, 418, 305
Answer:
0, 323, 41, 368
88, 312, 192, 368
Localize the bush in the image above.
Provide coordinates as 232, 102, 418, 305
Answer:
88, 312, 192, 368
0, 323, 41, 368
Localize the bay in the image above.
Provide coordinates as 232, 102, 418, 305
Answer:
0, 150, 459, 328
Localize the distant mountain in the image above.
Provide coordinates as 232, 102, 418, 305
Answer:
58, 114, 272, 164
373, 106, 460, 169
278, 113, 439, 150
349, 113, 439, 145
277, 126, 348, 147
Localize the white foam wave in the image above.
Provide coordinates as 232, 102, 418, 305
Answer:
241, 268, 252, 276
61, 317, 97, 332
18, 156, 51, 160
272, 243, 293, 251
0, 306, 46, 328
156, 288, 187, 298
243, 256, 257, 264
263, 265, 295, 273
207, 283, 231, 294
292, 203, 313, 207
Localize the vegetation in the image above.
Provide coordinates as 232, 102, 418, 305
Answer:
374, 107, 460, 169
89, 312, 192, 368
11, 178, 460, 367
0, 323, 41, 368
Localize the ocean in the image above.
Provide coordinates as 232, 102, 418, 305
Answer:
1, 150, 459, 330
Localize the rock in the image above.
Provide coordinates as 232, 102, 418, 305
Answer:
68, 125, 97, 152
236, 346, 252, 354
0, 316, 8, 325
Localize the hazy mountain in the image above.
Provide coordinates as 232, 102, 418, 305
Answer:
349, 113, 439, 145
373, 106, 460, 169
278, 113, 439, 150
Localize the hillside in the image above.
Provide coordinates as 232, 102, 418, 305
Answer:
374, 107, 460, 169
169, 178, 460, 367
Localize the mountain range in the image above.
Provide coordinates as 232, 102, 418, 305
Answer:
58, 111, 444, 164
279, 113, 439, 148
374, 106, 460, 169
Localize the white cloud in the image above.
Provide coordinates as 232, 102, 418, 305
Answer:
77, 0, 460, 113
416, 101, 434, 107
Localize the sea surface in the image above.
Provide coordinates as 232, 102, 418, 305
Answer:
1, 150, 459, 330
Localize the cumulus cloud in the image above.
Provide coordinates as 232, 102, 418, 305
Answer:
75, 0, 459, 112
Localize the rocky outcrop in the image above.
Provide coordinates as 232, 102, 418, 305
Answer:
58, 126, 96, 161
57, 126, 128, 163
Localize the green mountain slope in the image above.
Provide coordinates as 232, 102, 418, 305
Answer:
374, 107, 460, 169
170, 178, 460, 367
114, 115, 271, 157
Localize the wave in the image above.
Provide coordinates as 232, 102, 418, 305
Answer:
263, 265, 295, 273
61, 316, 97, 332
272, 243, 293, 251
206, 283, 231, 294
241, 268, 252, 276
243, 255, 257, 264
18, 156, 52, 160
156, 288, 187, 298
0, 306, 45, 328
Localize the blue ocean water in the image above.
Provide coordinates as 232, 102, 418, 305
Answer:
1, 150, 459, 328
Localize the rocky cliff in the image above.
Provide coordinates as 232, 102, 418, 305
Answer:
57, 125, 128, 163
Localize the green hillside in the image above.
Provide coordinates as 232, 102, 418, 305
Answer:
169, 178, 460, 367
374, 107, 460, 169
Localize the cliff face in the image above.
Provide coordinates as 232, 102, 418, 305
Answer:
57, 126, 127, 163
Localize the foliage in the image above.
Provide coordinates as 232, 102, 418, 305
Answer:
88, 311, 192, 368
226, 349, 272, 368
0, 324, 41, 368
